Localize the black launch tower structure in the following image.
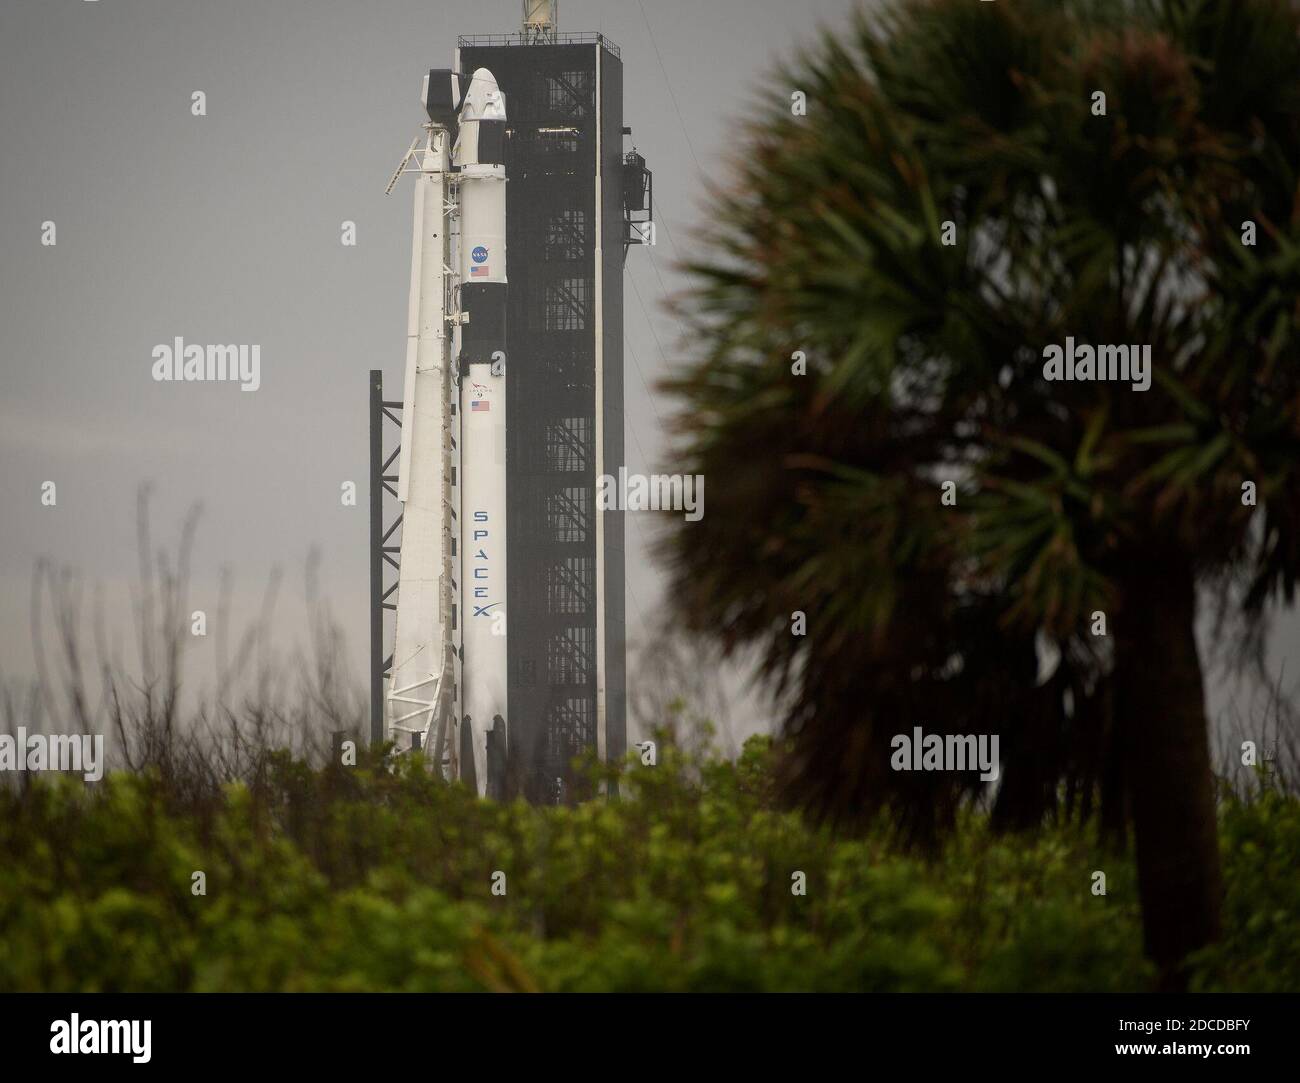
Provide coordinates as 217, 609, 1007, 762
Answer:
457, 30, 650, 801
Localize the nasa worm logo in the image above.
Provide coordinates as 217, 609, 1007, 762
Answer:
472, 245, 489, 263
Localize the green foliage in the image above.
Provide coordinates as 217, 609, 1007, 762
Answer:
658, 0, 1300, 837
0, 740, 1293, 992
1191, 788, 1300, 991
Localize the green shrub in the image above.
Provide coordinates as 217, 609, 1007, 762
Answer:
0, 737, 1291, 991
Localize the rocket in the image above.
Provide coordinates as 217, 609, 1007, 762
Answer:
387, 79, 457, 767
454, 70, 509, 796
387, 66, 509, 799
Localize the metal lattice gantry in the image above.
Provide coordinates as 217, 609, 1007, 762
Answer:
368, 369, 403, 747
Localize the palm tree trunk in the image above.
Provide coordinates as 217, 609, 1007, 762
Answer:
1114, 555, 1223, 989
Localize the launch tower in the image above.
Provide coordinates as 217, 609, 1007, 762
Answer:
371, 0, 653, 803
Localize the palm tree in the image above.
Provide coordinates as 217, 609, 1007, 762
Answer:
660, 0, 1300, 987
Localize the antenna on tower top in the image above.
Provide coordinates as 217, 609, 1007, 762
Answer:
522, 0, 557, 43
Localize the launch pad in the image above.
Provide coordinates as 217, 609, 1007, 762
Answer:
370, 2, 652, 804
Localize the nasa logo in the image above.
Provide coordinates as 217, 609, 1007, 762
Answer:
472, 246, 489, 264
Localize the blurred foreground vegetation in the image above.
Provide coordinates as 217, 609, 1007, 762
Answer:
0, 736, 1294, 992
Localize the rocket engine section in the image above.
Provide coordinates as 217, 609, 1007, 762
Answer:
454, 69, 509, 797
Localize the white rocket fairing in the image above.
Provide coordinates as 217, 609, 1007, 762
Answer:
387, 100, 457, 766
387, 66, 509, 798
454, 70, 509, 796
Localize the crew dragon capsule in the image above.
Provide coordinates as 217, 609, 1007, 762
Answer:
386, 66, 509, 798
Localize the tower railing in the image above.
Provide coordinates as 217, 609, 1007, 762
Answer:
457, 32, 621, 59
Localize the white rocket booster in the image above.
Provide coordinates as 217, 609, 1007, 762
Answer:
387, 67, 509, 798
453, 70, 508, 796
387, 91, 457, 767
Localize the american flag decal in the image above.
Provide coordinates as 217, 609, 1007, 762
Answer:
471, 399, 490, 412
470, 265, 489, 277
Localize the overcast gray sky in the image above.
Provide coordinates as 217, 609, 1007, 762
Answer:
2, 0, 1296, 749
0, 0, 869, 743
